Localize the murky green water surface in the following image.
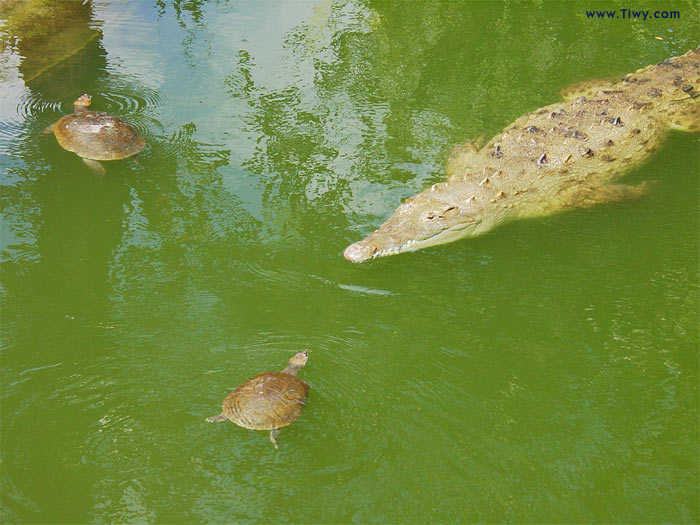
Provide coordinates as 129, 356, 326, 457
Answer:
1, 1, 698, 522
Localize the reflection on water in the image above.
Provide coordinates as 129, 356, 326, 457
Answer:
0, 0, 100, 83
1, 0, 698, 523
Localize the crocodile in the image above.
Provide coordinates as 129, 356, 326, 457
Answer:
344, 48, 700, 263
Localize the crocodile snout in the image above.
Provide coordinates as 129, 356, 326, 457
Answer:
343, 241, 377, 263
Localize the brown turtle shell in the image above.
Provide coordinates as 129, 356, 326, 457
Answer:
222, 371, 309, 430
53, 110, 145, 161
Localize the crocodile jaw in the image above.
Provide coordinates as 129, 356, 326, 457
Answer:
343, 238, 419, 263
344, 219, 481, 263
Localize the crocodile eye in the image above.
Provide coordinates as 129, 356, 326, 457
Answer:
423, 211, 437, 221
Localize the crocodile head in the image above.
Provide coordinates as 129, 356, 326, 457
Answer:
344, 182, 499, 263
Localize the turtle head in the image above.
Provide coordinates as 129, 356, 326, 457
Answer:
283, 351, 308, 375
289, 351, 309, 368
73, 94, 92, 112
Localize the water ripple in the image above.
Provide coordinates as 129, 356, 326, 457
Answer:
99, 90, 156, 115
15, 91, 65, 121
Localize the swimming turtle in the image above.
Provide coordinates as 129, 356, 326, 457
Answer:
206, 351, 310, 449
44, 94, 145, 174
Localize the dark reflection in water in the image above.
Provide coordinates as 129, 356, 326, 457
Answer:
0, 1, 107, 158
0, 0, 101, 86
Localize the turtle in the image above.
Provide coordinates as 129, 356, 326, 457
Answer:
206, 351, 310, 449
44, 94, 145, 175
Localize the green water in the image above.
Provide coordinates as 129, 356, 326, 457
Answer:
1, 0, 698, 522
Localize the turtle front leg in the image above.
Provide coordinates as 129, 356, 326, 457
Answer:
205, 413, 227, 423
269, 429, 280, 449
82, 158, 105, 176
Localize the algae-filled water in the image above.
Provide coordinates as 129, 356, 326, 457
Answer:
1, 1, 698, 522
